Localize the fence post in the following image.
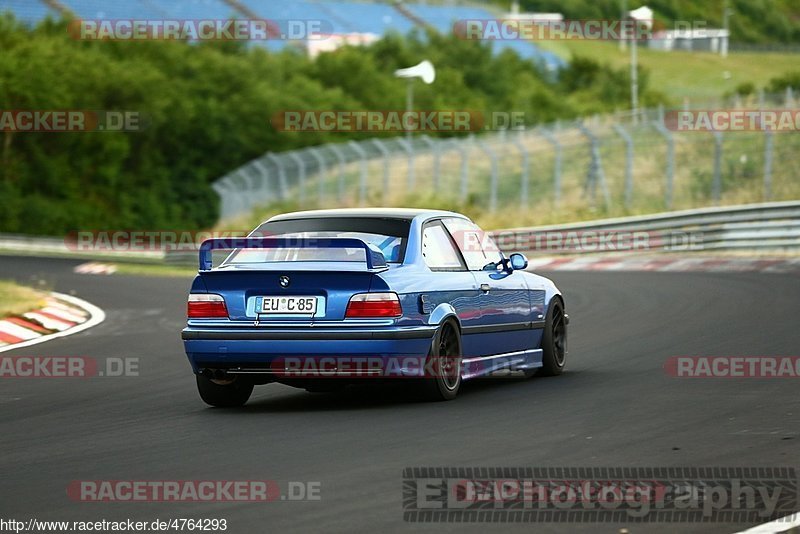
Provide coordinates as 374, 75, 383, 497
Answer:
612, 123, 634, 209
477, 139, 499, 213
309, 147, 327, 204
448, 138, 469, 203
712, 131, 723, 205
578, 123, 611, 210
371, 139, 391, 203
329, 144, 347, 203
398, 138, 415, 192
251, 159, 271, 204
212, 179, 234, 221
653, 119, 675, 210
763, 129, 773, 201
541, 128, 562, 206
348, 141, 368, 205
231, 170, 251, 216
786, 86, 795, 108
288, 151, 306, 206
420, 135, 440, 190
243, 164, 261, 211
266, 153, 288, 200
511, 131, 530, 209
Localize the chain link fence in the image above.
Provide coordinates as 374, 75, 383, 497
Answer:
213, 89, 800, 224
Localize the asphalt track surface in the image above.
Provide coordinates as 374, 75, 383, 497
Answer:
0, 255, 798, 534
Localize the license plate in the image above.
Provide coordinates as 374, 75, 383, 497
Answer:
261, 296, 317, 315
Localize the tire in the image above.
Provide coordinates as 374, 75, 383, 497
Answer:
417, 320, 462, 401
196, 374, 254, 407
538, 298, 567, 376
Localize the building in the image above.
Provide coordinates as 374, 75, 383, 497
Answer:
649, 28, 730, 54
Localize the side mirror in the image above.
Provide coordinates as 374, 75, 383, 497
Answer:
509, 253, 528, 271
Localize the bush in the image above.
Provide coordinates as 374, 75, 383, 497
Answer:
0, 14, 664, 235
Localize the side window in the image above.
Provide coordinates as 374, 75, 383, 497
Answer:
443, 218, 503, 271
422, 223, 464, 271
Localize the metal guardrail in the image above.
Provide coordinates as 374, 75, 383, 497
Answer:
490, 201, 800, 255
0, 202, 797, 267
0, 234, 164, 262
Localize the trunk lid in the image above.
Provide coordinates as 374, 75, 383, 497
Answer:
199, 264, 383, 322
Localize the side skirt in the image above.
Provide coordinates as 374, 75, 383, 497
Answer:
461, 349, 543, 380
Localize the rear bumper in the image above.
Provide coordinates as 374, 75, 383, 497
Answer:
182, 325, 437, 375
181, 326, 435, 341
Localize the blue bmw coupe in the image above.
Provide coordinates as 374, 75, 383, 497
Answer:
182, 208, 568, 405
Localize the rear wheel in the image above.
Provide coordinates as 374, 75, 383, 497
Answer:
196, 375, 254, 407
538, 299, 567, 376
417, 321, 462, 401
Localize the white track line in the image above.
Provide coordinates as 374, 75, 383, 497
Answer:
733, 512, 800, 533
0, 292, 105, 353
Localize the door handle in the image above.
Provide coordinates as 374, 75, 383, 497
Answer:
480, 283, 491, 293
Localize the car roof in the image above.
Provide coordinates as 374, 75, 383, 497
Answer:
266, 207, 469, 222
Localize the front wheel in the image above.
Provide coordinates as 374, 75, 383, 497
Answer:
538, 299, 567, 376
196, 375, 254, 407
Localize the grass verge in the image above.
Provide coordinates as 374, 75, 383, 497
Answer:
112, 263, 196, 277
537, 40, 800, 102
0, 280, 48, 318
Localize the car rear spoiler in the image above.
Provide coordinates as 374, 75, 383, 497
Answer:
197, 237, 388, 271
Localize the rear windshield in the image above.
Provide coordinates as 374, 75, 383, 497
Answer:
224, 217, 411, 265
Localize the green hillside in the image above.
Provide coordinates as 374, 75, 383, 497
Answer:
484, 0, 800, 44
537, 40, 800, 101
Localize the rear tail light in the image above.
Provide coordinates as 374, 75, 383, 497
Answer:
345, 292, 402, 318
188, 294, 229, 318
